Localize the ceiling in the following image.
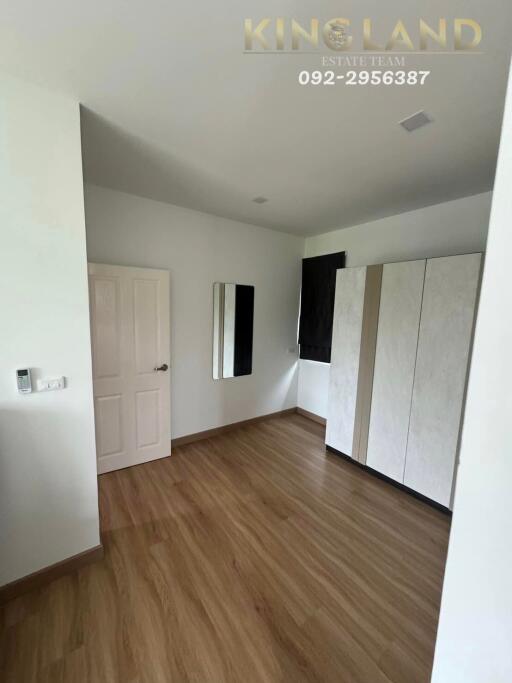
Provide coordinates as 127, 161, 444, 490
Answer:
0, 1, 510, 236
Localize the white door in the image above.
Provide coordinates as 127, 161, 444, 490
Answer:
88, 263, 171, 474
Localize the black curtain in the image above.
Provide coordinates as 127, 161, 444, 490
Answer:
234, 285, 254, 376
298, 252, 345, 362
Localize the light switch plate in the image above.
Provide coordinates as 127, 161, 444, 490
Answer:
37, 377, 65, 392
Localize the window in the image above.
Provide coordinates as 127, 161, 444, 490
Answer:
298, 251, 345, 362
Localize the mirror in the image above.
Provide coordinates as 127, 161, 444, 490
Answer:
213, 283, 254, 379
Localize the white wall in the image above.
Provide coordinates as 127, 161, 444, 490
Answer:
431, 65, 512, 683
297, 360, 331, 419
298, 192, 492, 418
0, 76, 100, 586
84, 185, 304, 439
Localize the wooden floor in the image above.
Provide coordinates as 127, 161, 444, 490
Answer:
0, 413, 450, 683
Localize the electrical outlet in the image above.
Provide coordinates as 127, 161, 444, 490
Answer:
37, 377, 65, 392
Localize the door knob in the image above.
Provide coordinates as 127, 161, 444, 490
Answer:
154, 363, 169, 372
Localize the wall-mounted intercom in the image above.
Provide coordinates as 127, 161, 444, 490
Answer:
16, 368, 32, 394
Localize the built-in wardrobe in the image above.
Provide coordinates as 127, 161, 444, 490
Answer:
326, 253, 482, 509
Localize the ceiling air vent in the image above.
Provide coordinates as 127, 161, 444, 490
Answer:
399, 110, 432, 132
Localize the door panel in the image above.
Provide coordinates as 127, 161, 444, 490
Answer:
95, 394, 124, 457
404, 253, 481, 507
134, 278, 160, 375
326, 267, 366, 457
136, 389, 160, 448
90, 276, 121, 380
89, 263, 171, 474
366, 260, 425, 482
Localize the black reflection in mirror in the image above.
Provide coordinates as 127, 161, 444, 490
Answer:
213, 283, 254, 380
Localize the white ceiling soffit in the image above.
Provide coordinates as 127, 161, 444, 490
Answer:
0, 1, 510, 236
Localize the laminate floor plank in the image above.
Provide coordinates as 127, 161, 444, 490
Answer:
0, 413, 450, 682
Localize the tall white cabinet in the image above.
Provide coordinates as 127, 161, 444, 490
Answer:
326, 268, 367, 459
326, 253, 482, 509
404, 254, 482, 506
366, 260, 425, 483
326, 265, 382, 462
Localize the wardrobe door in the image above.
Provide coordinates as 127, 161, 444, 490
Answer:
366, 260, 425, 482
404, 253, 481, 507
326, 267, 366, 458
326, 265, 381, 461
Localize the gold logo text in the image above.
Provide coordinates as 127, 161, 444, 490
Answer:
244, 18, 482, 52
